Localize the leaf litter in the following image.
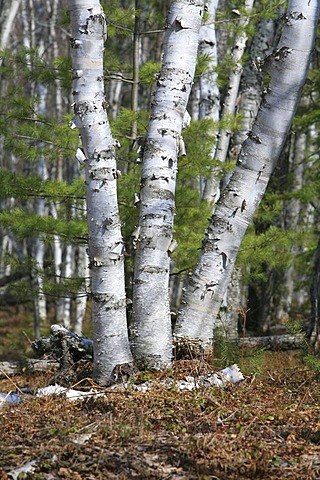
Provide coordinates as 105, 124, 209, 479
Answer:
0, 352, 319, 479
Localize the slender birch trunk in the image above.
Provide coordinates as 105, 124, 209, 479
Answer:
202, 0, 255, 202
198, 0, 220, 122
174, 0, 319, 354
275, 130, 306, 323
0, 0, 21, 51
230, 16, 277, 169
74, 244, 90, 335
61, 243, 73, 329
131, 0, 205, 369
198, 0, 220, 197
221, 16, 277, 336
68, 0, 133, 385
131, 0, 142, 146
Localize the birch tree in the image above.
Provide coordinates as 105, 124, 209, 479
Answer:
0, 0, 21, 52
68, 0, 133, 385
174, 0, 320, 354
198, 0, 220, 124
130, 0, 205, 369
202, 0, 255, 202
310, 238, 320, 353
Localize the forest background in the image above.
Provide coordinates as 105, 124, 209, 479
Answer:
0, 0, 319, 362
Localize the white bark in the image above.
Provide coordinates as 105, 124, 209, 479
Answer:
131, 0, 205, 369
174, 0, 319, 353
231, 17, 276, 156
198, 0, 220, 122
47, 0, 63, 116
131, 0, 142, 144
50, 203, 64, 321
202, 0, 255, 202
109, 78, 122, 120
0, 234, 12, 278
222, 17, 277, 335
74, 244, 89, 335
198, 0, 220, 198
61, 243, 73, 329
68, 0, 133, 385
0, 0, 21, 50
31, 23, 48, 336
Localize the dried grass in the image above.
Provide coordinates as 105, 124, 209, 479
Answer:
0, 352, 319, 479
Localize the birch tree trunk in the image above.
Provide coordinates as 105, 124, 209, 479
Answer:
0, 0, 21, 51
202, 0, 255, 202
221, 16, 277, 336
68, 0, 133, 385
74, 244, 90, 335
131, 0, 142, 146
174, 0, 319, 354
197, 0, 220, 197
230, 16, 277, 169
310, 238, 320, 354
275, 130, 306, 323
131, 0, 205, 369
198, 0, 219, 122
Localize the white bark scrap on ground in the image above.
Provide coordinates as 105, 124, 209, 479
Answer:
7, 460, 38, 480
0, 364, 244, 408
132, 364, 244, 392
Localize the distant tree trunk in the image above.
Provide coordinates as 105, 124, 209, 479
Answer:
0, 0, 21, 51
198, 0, 220, 123
109, 78, 123, 120
275, 129, 306, 324
309, 239, 320, 354
68, 0, 133, 385
174, 0, 319, 354
74, 244, 89, 335
61, 243, 73, 329
31, 10, 48, 337
131, 0, 205, 369
202, 0, 254, 202
198, 0, 220, 197
131, 0, 142, 146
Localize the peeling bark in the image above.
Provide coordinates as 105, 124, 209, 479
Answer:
131, 0, 205, 369
68, 0, 133, 385
202, 0, 255, 202
198, 0, 220, 122
174, 0, 320, 354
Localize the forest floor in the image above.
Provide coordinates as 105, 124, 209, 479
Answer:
0, 348, 320, 480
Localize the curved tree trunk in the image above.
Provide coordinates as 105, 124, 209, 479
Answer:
222, 15, 277, 337
131, 0, 205, 369
174, 0, 320, 354
68, 0, 133, 385
230, 16, 277, 174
